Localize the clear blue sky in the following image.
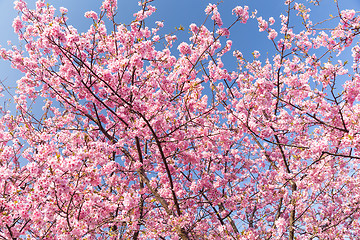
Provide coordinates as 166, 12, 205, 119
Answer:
0, 0, 359, 103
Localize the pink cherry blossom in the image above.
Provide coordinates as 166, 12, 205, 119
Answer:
84, 10, 98, 20
12, 16, 23, 33
59, 7, 68, 14
268, 29, 278, 40
177, 42, 191, 55
232, 5, 249, 23
0, 0, 360, 239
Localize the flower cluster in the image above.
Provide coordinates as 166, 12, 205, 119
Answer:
1, 0, 360, 239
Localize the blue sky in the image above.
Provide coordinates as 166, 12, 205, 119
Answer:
0, 0, 359, 106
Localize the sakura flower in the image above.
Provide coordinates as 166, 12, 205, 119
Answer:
12, 16, 23, 33
204, 3, 217, 15
232, 6, 249, 23
14, 0, 27, 11
59, 7, 68, 14
178, 42, 191, 55
275, 217, 286, 235
269, 17, 275, 25
189, 23, 198, 33
257, 17, 268, 32
84, 10, 98, 20
268, 29, 278, 40
155, 21, 164, 28
217, 28, 230, 37
253, 50, 260, 58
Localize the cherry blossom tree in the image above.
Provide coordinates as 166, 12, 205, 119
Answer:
1, 0, 360, 239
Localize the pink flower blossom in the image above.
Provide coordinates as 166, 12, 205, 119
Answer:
253, 50, 260, 58
257, 17, 268, 32
155, 21, 164, 28
101, 0, 117, 17
217, 28, 230, 37
189, 23, 198, 33
84, 10, 98, 20
268, 29, 278, 40
204, 3, 217, 15
269, 17, 275, 25
14, 0, 27, 11
12, 16, 23, 33
232, 6, 249, 23
152, 35, 160, 42
212, 12, 223, 27
178, 42, 191, 55
59, 7, 68, 14
275, 217, 286, 235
